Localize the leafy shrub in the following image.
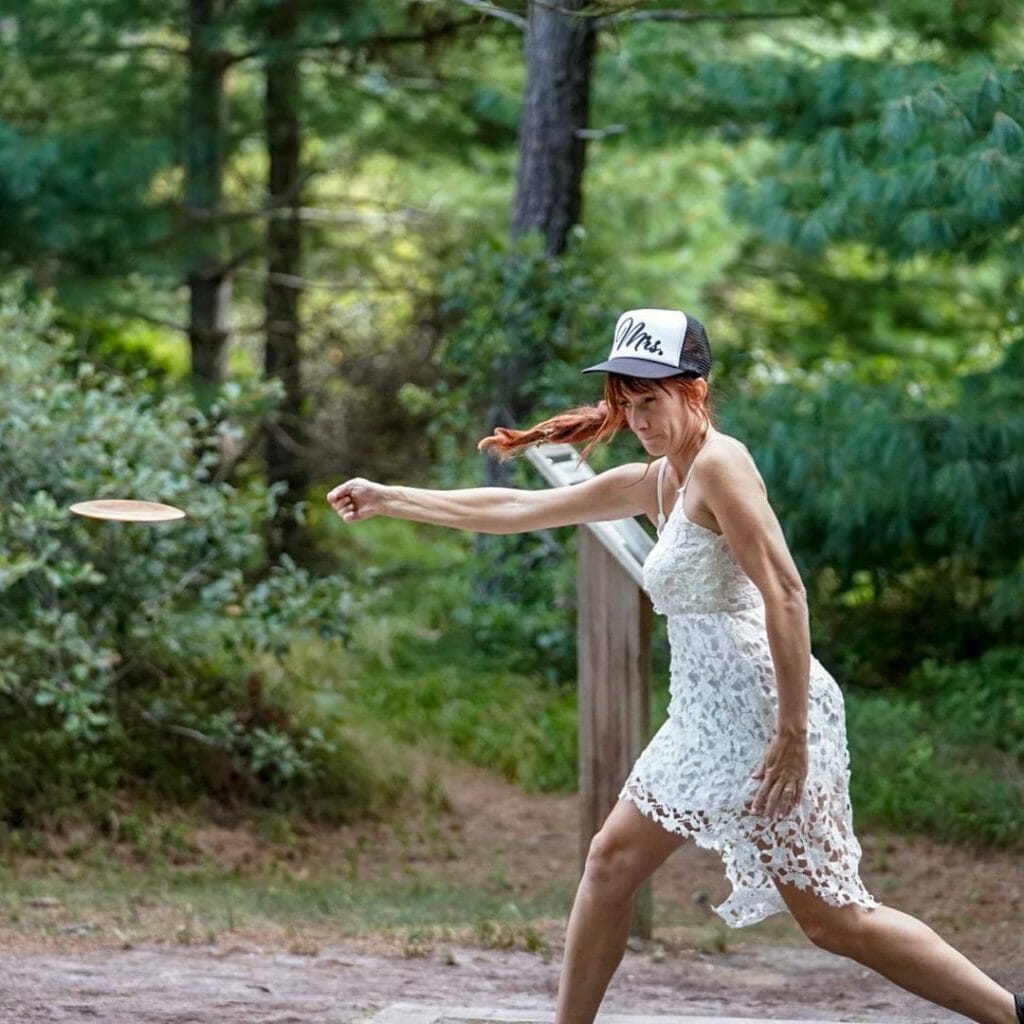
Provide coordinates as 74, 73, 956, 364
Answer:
847, 647, 1024, 846
909, 647, 1024, 760
0, 288, 374, 824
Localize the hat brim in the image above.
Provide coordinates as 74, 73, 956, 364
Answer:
581, 357, 702, 379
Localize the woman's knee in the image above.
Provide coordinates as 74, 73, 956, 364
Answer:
795, 902, 873, 957
581, 828, 649, 903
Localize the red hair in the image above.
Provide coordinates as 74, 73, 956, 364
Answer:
478, 374, 715, 462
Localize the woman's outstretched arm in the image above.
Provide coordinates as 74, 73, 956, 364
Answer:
326, 461, 656, 535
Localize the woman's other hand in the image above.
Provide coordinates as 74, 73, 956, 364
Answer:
326, 478, 388, 523
751, 730, 809, 820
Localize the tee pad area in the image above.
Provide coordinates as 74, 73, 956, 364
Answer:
370, 1004, 868, 1024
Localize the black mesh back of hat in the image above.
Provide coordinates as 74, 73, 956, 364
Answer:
682, 316, 712, 377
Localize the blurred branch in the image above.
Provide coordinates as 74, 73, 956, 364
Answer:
234, 267, 371, 292
576, 123, 627, 139
3, 41, 186, 60
453, 0, 527, 30
99, 303, 266, 338
102, 305, 189, 335
217, 243, 263, 277
211, 422, 266, 485
225, 15, 495, 66
130, 700, 228, 750
297, 205, 429, 225
217, 205, 429, 226
593, 7, 808, 28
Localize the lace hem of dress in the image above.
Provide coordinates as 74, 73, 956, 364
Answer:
620, 779, 882, 929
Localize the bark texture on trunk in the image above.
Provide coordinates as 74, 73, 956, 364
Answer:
263, 0, 308, 561
186, 0, 232, 396
511, 0, 597, 256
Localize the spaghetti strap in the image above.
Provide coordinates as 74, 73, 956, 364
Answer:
681, 428, 715, 496
656, 458, 669, 528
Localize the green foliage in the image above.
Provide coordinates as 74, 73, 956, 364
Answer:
722, 344, 1024, 683
0, 289, 367, 823
56, 309, 191, 387
309, 515, 579, 790
430, 235, 613, 444
910, 647, 1024, 759
4, 0, 1024, 855
699, 56, 1024, 261
728, 352, 1024, 576
847, 647, 1024, 845
320, 629, 579, 792
306, 518, 1024, 846
459, 540, 580, 685
0, 123, 170, 275
404, 237, 614, 671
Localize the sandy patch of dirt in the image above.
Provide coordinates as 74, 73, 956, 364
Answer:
0, 761, 1020, 1022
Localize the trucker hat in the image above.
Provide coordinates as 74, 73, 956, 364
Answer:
582, 308, 712, 379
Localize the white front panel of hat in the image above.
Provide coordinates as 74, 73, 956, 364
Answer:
609, 309, 687, 368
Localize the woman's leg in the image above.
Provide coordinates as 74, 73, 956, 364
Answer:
776, 880, 1018, 1024
555, 799, 685, 1024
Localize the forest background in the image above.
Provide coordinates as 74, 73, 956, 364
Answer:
1, 0, 1023, 899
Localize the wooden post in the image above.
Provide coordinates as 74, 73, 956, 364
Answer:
577, 529, 653, 939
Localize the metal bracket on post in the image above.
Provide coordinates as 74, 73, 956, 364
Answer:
524, 443, 655, 939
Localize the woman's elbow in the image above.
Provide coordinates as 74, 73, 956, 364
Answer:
767, 573, 807, 613
782, 577, 808, 612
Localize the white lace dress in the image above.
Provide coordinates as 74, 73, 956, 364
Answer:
620, 448, 880, 927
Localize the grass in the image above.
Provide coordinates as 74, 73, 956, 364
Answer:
0, 799, 576, 955
279, 635, 580, 794
290, 512, 676, 795
0, 866, 571, 953
0, 817, 802, 960
279, 514, 587, 793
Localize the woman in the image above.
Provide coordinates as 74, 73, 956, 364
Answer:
328, 308, 1023, 1024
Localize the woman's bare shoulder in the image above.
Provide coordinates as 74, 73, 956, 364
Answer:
701, 432, 766, 492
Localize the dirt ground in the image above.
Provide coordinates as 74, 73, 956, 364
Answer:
1, 762, 1021, 1023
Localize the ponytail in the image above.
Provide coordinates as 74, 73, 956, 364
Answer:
478, 400, 623, 461
478, 374, 713, 462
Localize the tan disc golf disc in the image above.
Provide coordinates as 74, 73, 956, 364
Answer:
69, 499, 187, 523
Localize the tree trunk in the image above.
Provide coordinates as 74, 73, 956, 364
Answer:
263, 0, 308, 562
477, 2, 597, 587
511, 0, 597, 256
484, 0, 597, 486
186, 0, 232, 400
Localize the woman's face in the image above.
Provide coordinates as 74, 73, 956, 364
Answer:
617, 379, 705, 457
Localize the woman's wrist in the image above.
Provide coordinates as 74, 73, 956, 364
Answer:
776, 722, 808, 740
380, 484, 401, 518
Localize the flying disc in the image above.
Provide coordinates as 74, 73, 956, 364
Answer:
69, 499, 187, 523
